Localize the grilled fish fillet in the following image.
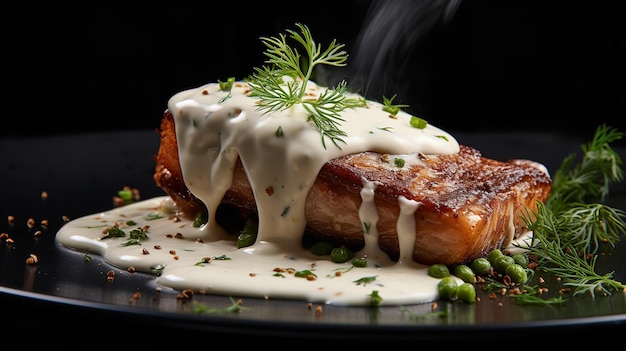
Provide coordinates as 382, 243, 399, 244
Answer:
154, 111, 552, 265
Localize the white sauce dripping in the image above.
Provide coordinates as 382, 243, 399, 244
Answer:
56, 80, 475, 306
171, 80, 459, 246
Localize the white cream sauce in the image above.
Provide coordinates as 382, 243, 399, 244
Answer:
57, 80, 470, 306
56, 196, 451, 306
170, 80, 459, 245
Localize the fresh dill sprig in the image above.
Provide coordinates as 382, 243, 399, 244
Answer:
528, 124, 626, 254
246, 23, 366, 149
522, 217, 624, 297
547, 123, 624, 211
518, 124, 626, 298
508, 292, 568, 305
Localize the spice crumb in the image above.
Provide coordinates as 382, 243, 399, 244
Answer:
26, 254, 38, 265
315, 305, 323, 317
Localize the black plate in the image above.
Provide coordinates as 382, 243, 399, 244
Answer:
1, 129, 625, 342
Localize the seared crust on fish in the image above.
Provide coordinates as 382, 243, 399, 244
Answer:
154, 111, 552, 265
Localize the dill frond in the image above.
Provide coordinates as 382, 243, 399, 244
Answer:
509, 293, 568, 305
518, 124, 626, 298
521, 218, 625, 297
548, 123, 624, 210
246, 23, 355, 149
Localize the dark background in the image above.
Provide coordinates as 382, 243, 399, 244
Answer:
2, 0, 625, 142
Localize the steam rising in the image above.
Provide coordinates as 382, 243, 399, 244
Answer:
342, 0, 462, 108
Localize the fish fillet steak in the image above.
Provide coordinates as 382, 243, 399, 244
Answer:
154, 111, 552, 265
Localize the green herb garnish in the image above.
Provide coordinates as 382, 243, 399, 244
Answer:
101, 227, 125, 239
394, 157, 406, 168
509, 293, 568, 305
382, 94, 408, 116
191, 297, 246, 314
409, 115, 428, 129
247, 23, 365, 150
145, 213, 163, 221
382, 94, 428, 129
218, 77, 235, 91
519, 124, 626, 297
295, 269, 317, 279
354, 275, 380, 286
120, 227, 149, 246
212, 254, 231, 260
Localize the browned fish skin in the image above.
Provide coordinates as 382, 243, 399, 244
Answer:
154, 111, 552, 265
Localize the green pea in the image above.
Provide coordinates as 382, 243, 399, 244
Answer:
310, 241, 334, 256
428, 264, 450, 278
351, 257, 367, 267
486, 249, 503, 265
117, 189, 133, 202
237, 232, 256, 248
193, 210, 208, 227
493, 254, 515, 274
236, 218, 258, 248
453, 264, 475, 283
505, 263, 528, 284
470, 257, 491, 276
437, 276, 458, 300
330, 247, 353, 263
457, 283, 476, 303
512, 253, 529, 268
